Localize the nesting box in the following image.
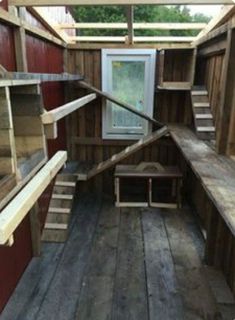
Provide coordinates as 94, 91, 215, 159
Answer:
0, 80, 47, 209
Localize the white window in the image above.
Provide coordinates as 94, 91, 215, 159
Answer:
102, 49, 156, 140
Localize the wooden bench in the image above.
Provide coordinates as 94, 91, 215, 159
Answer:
114, 162, 183, 208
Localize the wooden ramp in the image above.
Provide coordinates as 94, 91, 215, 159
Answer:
78, 126, 169, 181
191, 86, 215, 140
41, 174, 77, 243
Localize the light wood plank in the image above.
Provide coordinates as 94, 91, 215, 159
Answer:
0, 151, 67, 245
194, 5, 235, 44
41, 94, 97, 124
69, 36, 196, 43
86, 126, 168, 180
59, 22, 207, 30
79, 81, 163, 127
9, 0, 235, 6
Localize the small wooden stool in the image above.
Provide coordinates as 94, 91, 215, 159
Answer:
114, 162, 183, 208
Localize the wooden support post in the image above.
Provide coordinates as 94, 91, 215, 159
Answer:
217, 28, 235, 154
14, 26, 28, 72
126, 5, 134, 45
29, 201, 41, 256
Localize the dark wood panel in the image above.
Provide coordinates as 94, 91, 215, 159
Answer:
66, 49, 192, 193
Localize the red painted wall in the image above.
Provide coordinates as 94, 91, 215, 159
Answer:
26, 34, 67, 156
0, 19, 66, 313
0, 23, 16, 71
0, 0, 8, 10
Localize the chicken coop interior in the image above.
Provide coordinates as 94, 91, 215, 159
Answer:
0, 0, 235, 319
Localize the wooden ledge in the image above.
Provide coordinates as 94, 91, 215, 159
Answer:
169, 124, 235, 236
41, 94, 97, 124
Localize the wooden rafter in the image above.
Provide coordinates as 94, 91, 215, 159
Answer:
68, 36, 196, 42
68, 42, 193, 49
193, 5, 235, 44
58, 22, 207, 30
8, 0, 235, 6
0, 8, 65, 47
29, 7, 70, 42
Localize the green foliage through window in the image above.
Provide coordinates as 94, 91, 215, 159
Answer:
72, 5, 211, 37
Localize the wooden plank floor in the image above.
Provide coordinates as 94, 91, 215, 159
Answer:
1, 195, 234, 320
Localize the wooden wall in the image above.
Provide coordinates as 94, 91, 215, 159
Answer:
65, 49, 192, 193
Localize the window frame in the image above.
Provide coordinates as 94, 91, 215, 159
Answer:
102, 49, 156, 140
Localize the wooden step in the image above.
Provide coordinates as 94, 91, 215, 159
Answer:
197, 126, 215, 132
42, 172, 76, 243
49, 198, 72, 209
46, 213, 69, 224
55, 181, 76, 187
42, 229, 68, 242
48, 207, 70, 214
191, 90, 208, 96
195, 114, 213, 119
85, 126, 168, 180
52, 194, 73, 200
44, 223, 68, 230
193, 102, 210, 108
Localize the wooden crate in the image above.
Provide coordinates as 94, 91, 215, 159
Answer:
158, 48, 196, 90
0, 80, 47, 210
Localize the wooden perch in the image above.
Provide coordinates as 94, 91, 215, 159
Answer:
41, 93, 97, 124
0, 151, 67, 246
78, 81, 164, 128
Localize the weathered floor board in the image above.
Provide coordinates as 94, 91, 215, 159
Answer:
111, 208, 148, 320
141, 208, 184, 319
35, 195, 102, 320
75, 201, 120, 320
164, 208, 221, 319
2, 197, 233, 320
0, 243, 65, 320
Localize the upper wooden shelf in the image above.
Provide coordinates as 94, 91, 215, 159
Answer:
157, 48, 196, 91
157, 81, 191, 91
0, 83, 48, 211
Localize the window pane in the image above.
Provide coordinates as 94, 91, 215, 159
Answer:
111, 60, 145, 129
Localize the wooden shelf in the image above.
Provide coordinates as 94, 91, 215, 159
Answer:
158, 49, 196, 89
157, 81, 191, 91
0, 82, 48, 210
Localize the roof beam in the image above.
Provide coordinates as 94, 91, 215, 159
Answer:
193, 5, 235, 44
68, 42, 193, 49
68, 35, 196, 42
58, 22, 207, 30
29, 7, 70, 42
8, 0, 235, 7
